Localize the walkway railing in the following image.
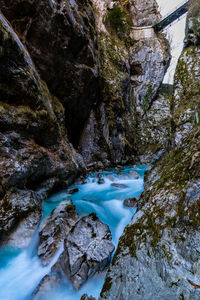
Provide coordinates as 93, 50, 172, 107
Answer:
153, 0, 190, 32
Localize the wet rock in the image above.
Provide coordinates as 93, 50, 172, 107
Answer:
6, 211, 41, 248
106, 174, 115, 182
52, 213, 115, 290
67, 188, 79, 195
0, 189, 42, 246
0, 0, 99, 146
29, 274, 62, 300
81, 294, 96, 300
123, 198, 137, 208
38, 200, 78, 266
117, 173, 129, 180
128, 170, 139, 179
111, 183, 128, 189
101, 127, 200, 300
97, 173, 105, 184
98, 178, 105, 184
74, 176, 87, 185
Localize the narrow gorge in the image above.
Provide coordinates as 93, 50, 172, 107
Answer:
0, 0, 199, 299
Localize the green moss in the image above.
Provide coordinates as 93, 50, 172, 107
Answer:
142, 83, 153, 113
100, 275, 112, 295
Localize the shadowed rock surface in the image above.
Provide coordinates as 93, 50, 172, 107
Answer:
0, 0, 99, 146
0, 10, 85, 245
52, 213, 115, 290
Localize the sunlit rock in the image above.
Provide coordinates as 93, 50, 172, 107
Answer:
52, 213, 115, 290
38, 200, 78, 266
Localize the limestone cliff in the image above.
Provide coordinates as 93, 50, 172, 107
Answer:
100, 1, 200, 299
79, 0, 171, 168
0, 0, 171, 169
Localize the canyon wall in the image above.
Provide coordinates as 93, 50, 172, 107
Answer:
101, 1, 200, 298
0, 0, 172, 244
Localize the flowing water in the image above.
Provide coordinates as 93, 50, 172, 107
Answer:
0, 165, 149, 300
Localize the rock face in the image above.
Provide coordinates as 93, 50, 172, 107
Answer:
0, 0, 99, 146
53, 213, 115, 290
129, 0, 161, 26
0, 189, 42, 247
171, 0, 200, 149
136, 87, 172, 163
38, 200, 79, 266
100, 127, 200, 300
100, 4, 200, 299
0, 0, 171, 172
123, 197, 137, 208
79, 0, 171, 168
173, 55, 200, 146
0, 11, 85, 245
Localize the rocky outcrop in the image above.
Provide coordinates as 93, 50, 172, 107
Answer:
100, 4, 200, 299
101, 126, 200, 300
53, 213, 115, 290
0, 0, 171, 170
129, 0, 161, 26
79, 0, 171, 168
0, 0, 99, 146
136, 86, 172, 163
0, 12, 85, 245
0, 189, 42, 247
172, 0, 200, 147
38, 200, 79, 266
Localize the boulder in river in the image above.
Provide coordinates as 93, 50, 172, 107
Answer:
123, 197, 137, 208
38, 200, 78, 266
128, 170, 140, 179
52, 213, 115, 290
29, 274, 62, 300
111, 183, 128, 189
67, 188, 79, 194
98, 178, 105, 184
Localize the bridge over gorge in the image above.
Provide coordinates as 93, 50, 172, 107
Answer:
154, 0, 190, 32
131, 0, 190, 40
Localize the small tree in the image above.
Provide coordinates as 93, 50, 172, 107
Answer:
104, 4, 131, 34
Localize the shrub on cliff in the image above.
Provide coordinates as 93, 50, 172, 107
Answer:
104, 5, 131, 34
